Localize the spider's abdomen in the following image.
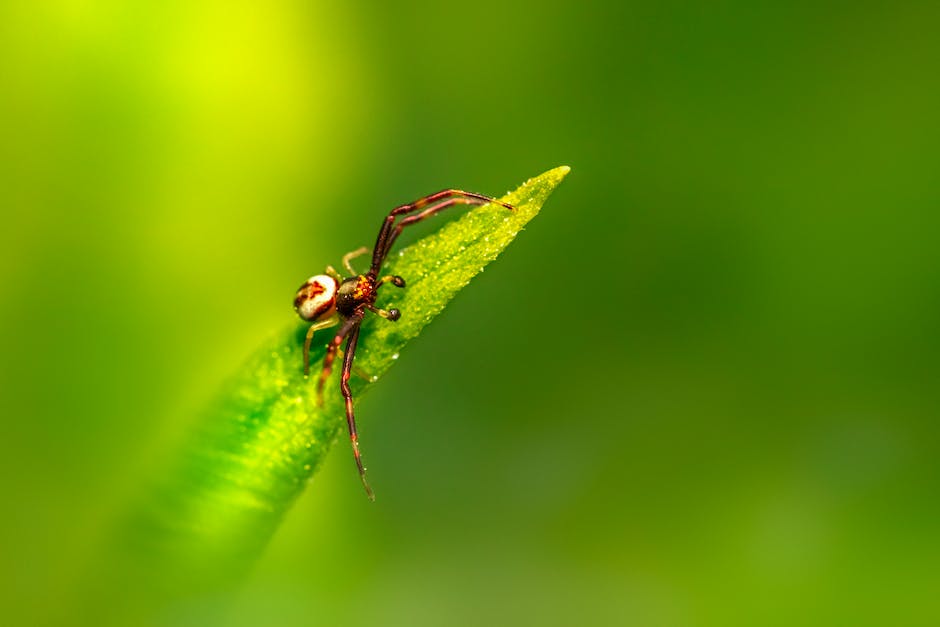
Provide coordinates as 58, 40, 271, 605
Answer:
336, 276, 374, 317
294, 274, 338, 321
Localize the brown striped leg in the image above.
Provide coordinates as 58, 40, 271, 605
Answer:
380, 197, 480, 259
340, 324, 375, 500
370, 190, 513, 274
335, 345, 377, 383
316, 315, 361, 406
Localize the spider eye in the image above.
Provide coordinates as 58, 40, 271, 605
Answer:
294, 275, 337, 321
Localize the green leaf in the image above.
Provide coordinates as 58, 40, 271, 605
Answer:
120, 166, 570, 592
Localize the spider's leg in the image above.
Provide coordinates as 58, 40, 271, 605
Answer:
379, 198, 484, 263
317, 315, 361, 406
367, 303, 400, 321
340, 322, 375, 500
303, 317, 338, 378
370, 190, 513, 274
324, 265, 343, 282
377, 274, 406, 289
336, 345, 378, 383
389, 189, 513, 219
342, 246, 370, 276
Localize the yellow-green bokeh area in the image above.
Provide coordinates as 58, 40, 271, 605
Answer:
2, 1, 939, 626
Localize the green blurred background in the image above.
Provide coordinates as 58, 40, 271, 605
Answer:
2, 1, 939, 625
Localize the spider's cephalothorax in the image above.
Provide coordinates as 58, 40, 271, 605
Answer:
335, 275, 375, 317
293, 189, 513, 500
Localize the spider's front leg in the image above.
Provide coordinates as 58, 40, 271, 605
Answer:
369, 190, 513, 275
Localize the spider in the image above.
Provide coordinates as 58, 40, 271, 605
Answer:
294, 189, 513, 500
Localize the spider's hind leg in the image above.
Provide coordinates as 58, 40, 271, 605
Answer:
340, 324, 375, 500
316, 315, 361, 406
335, 345, 378, 383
